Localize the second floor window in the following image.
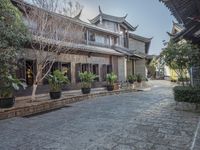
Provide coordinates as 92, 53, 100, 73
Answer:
89, 32, 95, 41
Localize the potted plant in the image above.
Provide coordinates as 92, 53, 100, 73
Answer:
136, 74, 143, 83
0, 75, 27, 108
79, 71, 96, 94
127, 74, 136, 84
47, 70, 69, 99
106, 72, 117, 91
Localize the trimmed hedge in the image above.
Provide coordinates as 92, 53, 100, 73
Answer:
173, 86, 200, 103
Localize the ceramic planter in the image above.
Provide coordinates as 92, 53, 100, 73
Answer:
0, 97, 15, 108
81, 88, 91, 94
107, 85, 114, 91
49, 91, 61, 99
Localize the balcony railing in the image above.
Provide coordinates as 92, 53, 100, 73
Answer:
87, 41, 112, 48
29, 28, 129, 50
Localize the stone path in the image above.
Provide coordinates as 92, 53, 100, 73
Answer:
0, 80, 200, 150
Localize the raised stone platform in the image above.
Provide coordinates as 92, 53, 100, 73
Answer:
0, 89, 138, 120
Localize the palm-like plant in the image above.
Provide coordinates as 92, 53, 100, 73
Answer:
0, 74, 27, 98
106, 72, 117, 86
79, 71, 96, 88
47, 70, 69, 92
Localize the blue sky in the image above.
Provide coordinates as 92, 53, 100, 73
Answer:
77, 0, 176, 55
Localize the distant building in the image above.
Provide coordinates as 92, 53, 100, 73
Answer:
164, 21, 185, 81
160, 0, 200, 86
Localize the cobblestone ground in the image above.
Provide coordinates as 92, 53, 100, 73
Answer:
0, 80, 200, 150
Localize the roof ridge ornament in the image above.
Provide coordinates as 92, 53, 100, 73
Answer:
99, 5, 103, 14
124, 14, 128, 19
74, 9, 82, 19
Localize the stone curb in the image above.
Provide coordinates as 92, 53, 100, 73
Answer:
175, 102, 200, 113
0, 89, 138, 120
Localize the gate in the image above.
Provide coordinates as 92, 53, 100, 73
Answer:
191, 66, 200, 87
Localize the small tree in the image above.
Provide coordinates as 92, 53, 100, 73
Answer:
0, 0, 29, 73
19, 0, 84, 101
161, 41, 200, 86
0, 0, 29, 95
147, 57, 157, 79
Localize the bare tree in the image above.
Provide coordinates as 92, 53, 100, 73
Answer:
19, 0, 84, 101
61, 1, 83, 17
32, 0, 83, 17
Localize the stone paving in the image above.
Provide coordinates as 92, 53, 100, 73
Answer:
0, 80, 200, 150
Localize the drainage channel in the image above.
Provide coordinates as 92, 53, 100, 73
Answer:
191, 118, 200, 150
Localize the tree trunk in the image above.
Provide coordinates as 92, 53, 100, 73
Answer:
31, 83, 38, 102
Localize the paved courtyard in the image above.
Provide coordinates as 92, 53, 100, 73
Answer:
0, 81, 200, 150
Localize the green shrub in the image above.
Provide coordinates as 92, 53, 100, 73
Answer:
127, 75, 136, 83
136, 74, 143, 83
178, 77, 189, 82
173, 86, 200, 103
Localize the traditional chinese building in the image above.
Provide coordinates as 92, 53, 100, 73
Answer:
12, 0, 152, 95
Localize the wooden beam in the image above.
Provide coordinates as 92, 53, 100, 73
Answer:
194, 0, 200, 14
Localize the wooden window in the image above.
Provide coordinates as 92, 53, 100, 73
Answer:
43, 61, 61, 84
93, 64, 99, 81
107, 65, 112, 74
75, 63, 81, 82
16, 59, 26, 80
81, 63, 92, 72
82, 64, 89, 72
89, 32, 95, 41
62, 63, 71, 83
101, 64, 107, 81
51, 62, 61, 73
16, 59, 37, 86
25, 60, 36, 86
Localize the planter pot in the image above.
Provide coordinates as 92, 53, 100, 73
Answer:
49, 91, 61, 99
81, 88, 91, 94
107, 85, 114, 91
0, 97, 15, 108
128, 81, 134, 84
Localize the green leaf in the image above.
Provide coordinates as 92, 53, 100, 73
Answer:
12, 83, 19, 90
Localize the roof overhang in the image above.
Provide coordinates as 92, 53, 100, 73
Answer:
31, 36, 124, 56
129, 33, 152, 54
159, 0, 200, 44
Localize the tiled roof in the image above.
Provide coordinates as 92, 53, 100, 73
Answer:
159, 0, 200, 26
89, 6, 137, 31
32, 36, 124, 56
129, 33, 152, 43
11, 0, 120, 36
172, 21, 184, 31
90, 14, 126, 24
112, 45, 144, 58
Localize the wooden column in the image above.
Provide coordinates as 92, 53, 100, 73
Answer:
109, 36, 112, 46
86, 30, 89, 45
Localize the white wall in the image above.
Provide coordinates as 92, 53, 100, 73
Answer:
118, 57, 127, 82
135, 59, 147, 78
129, 38, 145, 53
